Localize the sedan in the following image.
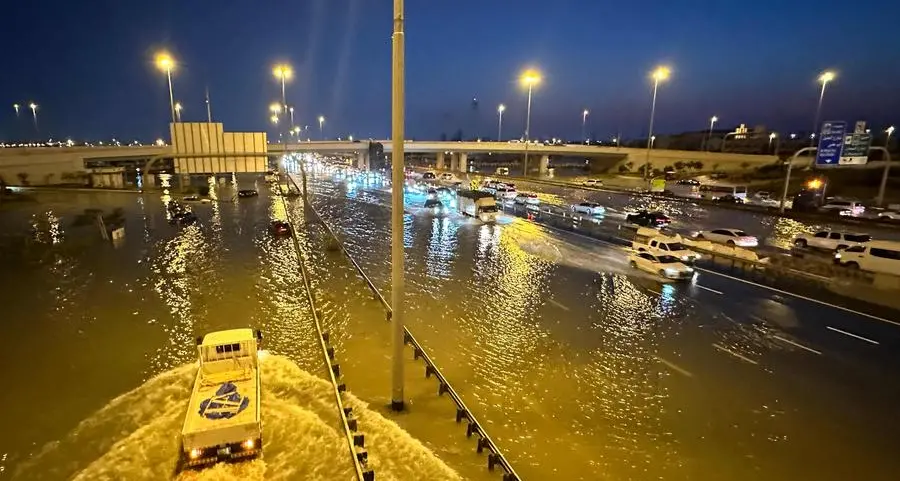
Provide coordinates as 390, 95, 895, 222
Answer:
628, 252, 695, 280
626, 211, 670, 228
514, 193, 540, 206
572, 202, 606, 216
878, 211, 900, 221
714, 194, 744, 204
269, 220, 292, 236
582, 179, 602, 188
695, 228, 758, 247
424, 198, 448, 216
237, 189, 259, 198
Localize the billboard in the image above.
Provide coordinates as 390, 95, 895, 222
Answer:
170, 122, 267, 173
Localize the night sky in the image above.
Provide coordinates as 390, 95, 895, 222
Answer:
2, 0, 898, 143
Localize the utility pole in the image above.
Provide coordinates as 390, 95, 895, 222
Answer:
390, 0, 406, 411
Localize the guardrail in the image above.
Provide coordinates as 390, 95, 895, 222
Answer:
276, 185, 375, 481
289, 172, 522, 481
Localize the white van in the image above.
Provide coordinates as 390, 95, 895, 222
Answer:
834, 240, 900, 275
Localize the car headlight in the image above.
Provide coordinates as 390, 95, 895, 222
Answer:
664, 268, 679, 276
834, 252, 842, 259
190, 448, 202, 459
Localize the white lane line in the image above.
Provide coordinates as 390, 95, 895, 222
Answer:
772, 335, 823, 355
653, 355, 694, 377
547, 299, 570, 311
712, 343, 759, 365
694, 267, 900, 327
646, 289, 661, 295
826, 326, 880, 345
696, 284, 723, 295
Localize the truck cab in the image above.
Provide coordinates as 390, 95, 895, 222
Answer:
181, 328, 263, 468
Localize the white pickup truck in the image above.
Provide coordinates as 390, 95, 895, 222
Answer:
181, 328, 263, 468
631, 227, 701, 263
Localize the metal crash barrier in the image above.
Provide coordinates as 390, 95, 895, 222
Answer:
276, 186, 375, 481
288, 173, 521, 481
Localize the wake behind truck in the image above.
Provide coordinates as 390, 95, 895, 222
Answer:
180, 328, 263, 468
457, 189, 498, 223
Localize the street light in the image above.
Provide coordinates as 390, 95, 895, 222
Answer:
582, 109, 589, 142
520, 68, 541, 175
174, 102, 183, 122
272, 64, 292, 111
877, 125, 897, 206
811, 70, 835, 146
28, 102, 38, 131
155, 52, 177, 124
13, 103, 20, 116
769, 132, 780, 156
289, 106, 294, 128
270, 114, 279, 125
705, 115, 718, 151
318, 115, 325, 140
644, 66, 670, 179
886, 126, 895, 147
497, 104, 506, 141
269, 103, 282, 114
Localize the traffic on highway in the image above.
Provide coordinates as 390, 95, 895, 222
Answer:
288, 157, 900, 481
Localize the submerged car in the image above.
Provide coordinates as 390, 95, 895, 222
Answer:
237, 189, 259, 198
628, 251, 695, 280
269, 221, 292, 236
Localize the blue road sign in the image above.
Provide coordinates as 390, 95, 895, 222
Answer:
816, 121, 846, 166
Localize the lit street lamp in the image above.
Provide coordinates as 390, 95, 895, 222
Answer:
886, 125, 895, 147
705, 115, 718, 151
289, 106, 294, 128
318, 115, 325, 140
582, 109, 589, 142
769, 132, 780, 156
272, 64, 292, 112
155, 52, 177, 123
13, 103, 20, 117
497, 104, 505, 141
876, 126, 897, 206
270, 114, 279, 125
520, 68, 541, 175
174, 102, 183, 122
644, 66, 670, 179
29, 102, 38, 131
811, 70, 835, 146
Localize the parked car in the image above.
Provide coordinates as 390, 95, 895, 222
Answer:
237, 189, 259, 198
170, 210, 198, 225
793, 230, 871, 251
572, 202, 606, 216
820, 199, 865, 216
582, 179, 602, 188
834, 240, 900, 275
877, 211, 900, 221
422, 172, 436, 180
626, 211, 670, 228
714, 194, 744, 204
695, 228, 758, 247
628, 251, 696, 280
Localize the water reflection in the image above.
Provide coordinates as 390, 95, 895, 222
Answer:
424, 217, 457, 280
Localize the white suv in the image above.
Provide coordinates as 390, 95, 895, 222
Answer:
582, 179, 602, 188
793, 230, 871, 251
834, 240, 900, 275
821, 199, 865, 216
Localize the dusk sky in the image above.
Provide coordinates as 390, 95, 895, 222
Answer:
2, 0, 898, 143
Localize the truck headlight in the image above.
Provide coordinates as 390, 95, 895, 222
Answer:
190, 448, 202, 459
243, 439, 255, 449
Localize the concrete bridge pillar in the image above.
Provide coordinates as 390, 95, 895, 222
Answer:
458, 153, 468, 173
356, 151, 369, 170
436, 152, 445, 170
539, 155, 550, 176
449, 153, 459, 171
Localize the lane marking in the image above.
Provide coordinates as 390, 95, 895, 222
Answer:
826, 326, 880, 345
646, 289, 661, 295
712, 343, 759, 365
547, 299, 570, 311
653, 355, 694, 377
772, 335, 823, 355
694, 267, 900, 327
696, 284, 723, 295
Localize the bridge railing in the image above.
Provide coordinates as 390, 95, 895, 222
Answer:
289, 172, 522, 481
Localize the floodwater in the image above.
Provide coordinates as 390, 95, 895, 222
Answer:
0, 183, 465, 480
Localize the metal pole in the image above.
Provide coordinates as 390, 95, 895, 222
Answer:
497, 109, 503, 141
166, 69, 176, 124
811, 81, 827, 147
524, 85, 533, 175
875, 146, 894, 206
705, 118, 715, 151
390, 0, 406, 412
644, 77, 659, 179
779, 146, 816, 213
582, 111, 587, 142
205, 88, 212, 122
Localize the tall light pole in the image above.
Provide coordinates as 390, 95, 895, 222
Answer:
28, 103, 38, 132
705, 115, 718, 151
174, 102, 183, 122
497, 104, 505, 141
582, 109, 589, 143
390, 0, 406, 412
272, 64, 292, 112
155, 52, 176, 124
205, 87, 212, 122
13, 104, 20, 117
520, 69, 541, 175
877, 126, 896, 206
643, 66, 670, 179
811, 70, 835, 146
769, 132, 780, 156
289, 106, 295, 128
318, 115, 325, 140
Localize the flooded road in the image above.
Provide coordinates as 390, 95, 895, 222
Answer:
301, 167, 900, 481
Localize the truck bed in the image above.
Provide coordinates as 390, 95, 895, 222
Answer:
182, 364, 260, 446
